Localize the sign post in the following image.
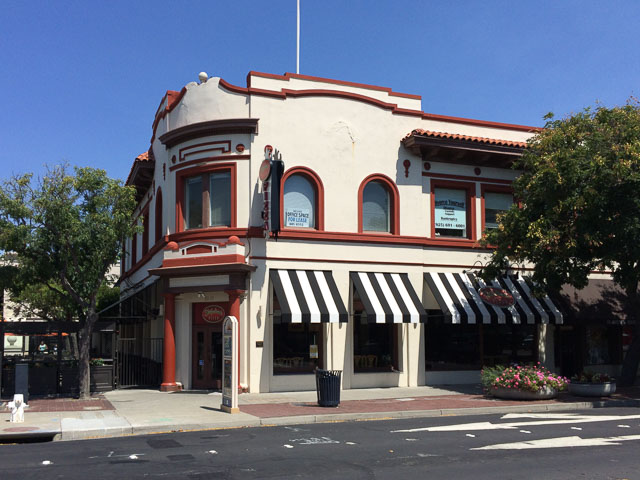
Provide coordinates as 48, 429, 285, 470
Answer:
221, 315, 239, 413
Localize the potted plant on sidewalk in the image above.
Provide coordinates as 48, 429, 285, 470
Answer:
482, 363, 569, 400
568, 371, 616, 397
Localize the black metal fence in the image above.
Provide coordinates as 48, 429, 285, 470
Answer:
116, 338, 163, 388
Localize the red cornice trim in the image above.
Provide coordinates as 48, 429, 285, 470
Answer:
162, 254, 245, 268
421, 112, 542, 133
169, 154, 250, 173
169, 228, 250, 243
430, 179, 477, 241
423, 171, 514, 185
357, 174, 400, 235
247, 71, 422, 100
280, 166, 325, 231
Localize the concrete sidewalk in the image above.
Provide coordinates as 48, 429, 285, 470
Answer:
1, 385, 639, 442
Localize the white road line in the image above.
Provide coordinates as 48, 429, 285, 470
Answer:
471, 434, 640, 450
392, 414, 640, 433
520, 430, 531, 434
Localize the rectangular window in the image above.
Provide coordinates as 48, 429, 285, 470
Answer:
185, 177, 203, 229
353, 321, 398, 372
182, 169, 232, 231
484, 192, 513, 230
131, 234, 137, 266
209, 171, 231, 227
273, 321, 323, 375
434, 188, 468, 238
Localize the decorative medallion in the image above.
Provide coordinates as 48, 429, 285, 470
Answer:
202, 305, 225, 324
236, 144, 245, 153
478, 286, 515, 307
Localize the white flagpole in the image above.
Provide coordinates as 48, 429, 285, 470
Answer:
296, 0, 300, 74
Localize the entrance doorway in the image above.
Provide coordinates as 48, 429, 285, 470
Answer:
191, 302, 229, 390
192, 326, 222, 390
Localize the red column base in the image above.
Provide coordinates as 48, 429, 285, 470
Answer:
160, 383, 181, 392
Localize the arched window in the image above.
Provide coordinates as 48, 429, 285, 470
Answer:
362, 181, 389, 232
154, 188, 163, 244
358, 174, 399, 234
283, 174, 316, 228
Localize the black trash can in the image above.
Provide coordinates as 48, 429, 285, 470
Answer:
315, 369, 341, 407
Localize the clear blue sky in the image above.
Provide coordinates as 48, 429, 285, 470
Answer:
2, 1, 638, 182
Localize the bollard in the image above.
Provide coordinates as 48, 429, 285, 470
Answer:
8, 394, 26, 423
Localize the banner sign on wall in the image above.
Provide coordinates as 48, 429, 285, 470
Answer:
434, 188, 466, 232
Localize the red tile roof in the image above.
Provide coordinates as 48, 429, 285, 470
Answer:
404, 129, 528, 148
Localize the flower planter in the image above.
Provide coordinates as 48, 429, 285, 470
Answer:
490, 386, 558, 400
568, 382, 616, 397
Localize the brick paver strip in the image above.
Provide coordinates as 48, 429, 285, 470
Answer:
240, 391, 640, 418
24, 397, 114, 413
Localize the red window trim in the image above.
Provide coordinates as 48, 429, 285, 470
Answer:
480, 183, 514, 233
175, 162, 237, 233
430, 178, 476, 241
155, 187, 163, 245
280, 166, 325, 231
357, 174, 400, 235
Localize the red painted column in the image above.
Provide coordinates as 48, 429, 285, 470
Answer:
160, 293, 180, 392
225, 289, 245, 391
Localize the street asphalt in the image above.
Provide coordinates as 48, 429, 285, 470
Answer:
1, 408, 639, 479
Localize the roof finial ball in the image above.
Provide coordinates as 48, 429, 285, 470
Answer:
198, 72, 209, 84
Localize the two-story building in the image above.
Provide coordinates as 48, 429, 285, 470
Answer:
119, 70, 625, 393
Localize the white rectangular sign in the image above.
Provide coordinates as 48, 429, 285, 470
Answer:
434, 188, 466, 232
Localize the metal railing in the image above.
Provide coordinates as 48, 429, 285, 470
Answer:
116, 338, 163, 388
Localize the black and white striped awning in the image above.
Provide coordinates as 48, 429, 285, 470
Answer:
270, 269, 348, 323
351, 272, 427, 323
424, 272, 563, 324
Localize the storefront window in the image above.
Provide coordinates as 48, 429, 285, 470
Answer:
434, 188, 467, 238
484, 192, 513, 230
425, 323, 480, 370
352, 295, 398, 372
585, 325, 611, 365
353, 321, 397, 372
272, 294, 322, 374
425, 322, 537, 370
483, 325, 536, 366
273, 323, 322, 374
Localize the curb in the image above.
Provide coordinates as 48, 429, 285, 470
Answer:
2, 398, 638, 442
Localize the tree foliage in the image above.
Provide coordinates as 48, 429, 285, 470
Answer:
0, 165, 138, 397
483, 100, 640, 385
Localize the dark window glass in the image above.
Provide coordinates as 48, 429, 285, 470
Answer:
363, 181, 390, 232
185, 176, 203, 229
273, 323, 322, 374
484, 192, 513, 230
209, 171, 231, 227
352, 289, 397, 371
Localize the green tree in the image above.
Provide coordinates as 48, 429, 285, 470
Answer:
482, 100, 640, 386
0, 165, 138, 398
